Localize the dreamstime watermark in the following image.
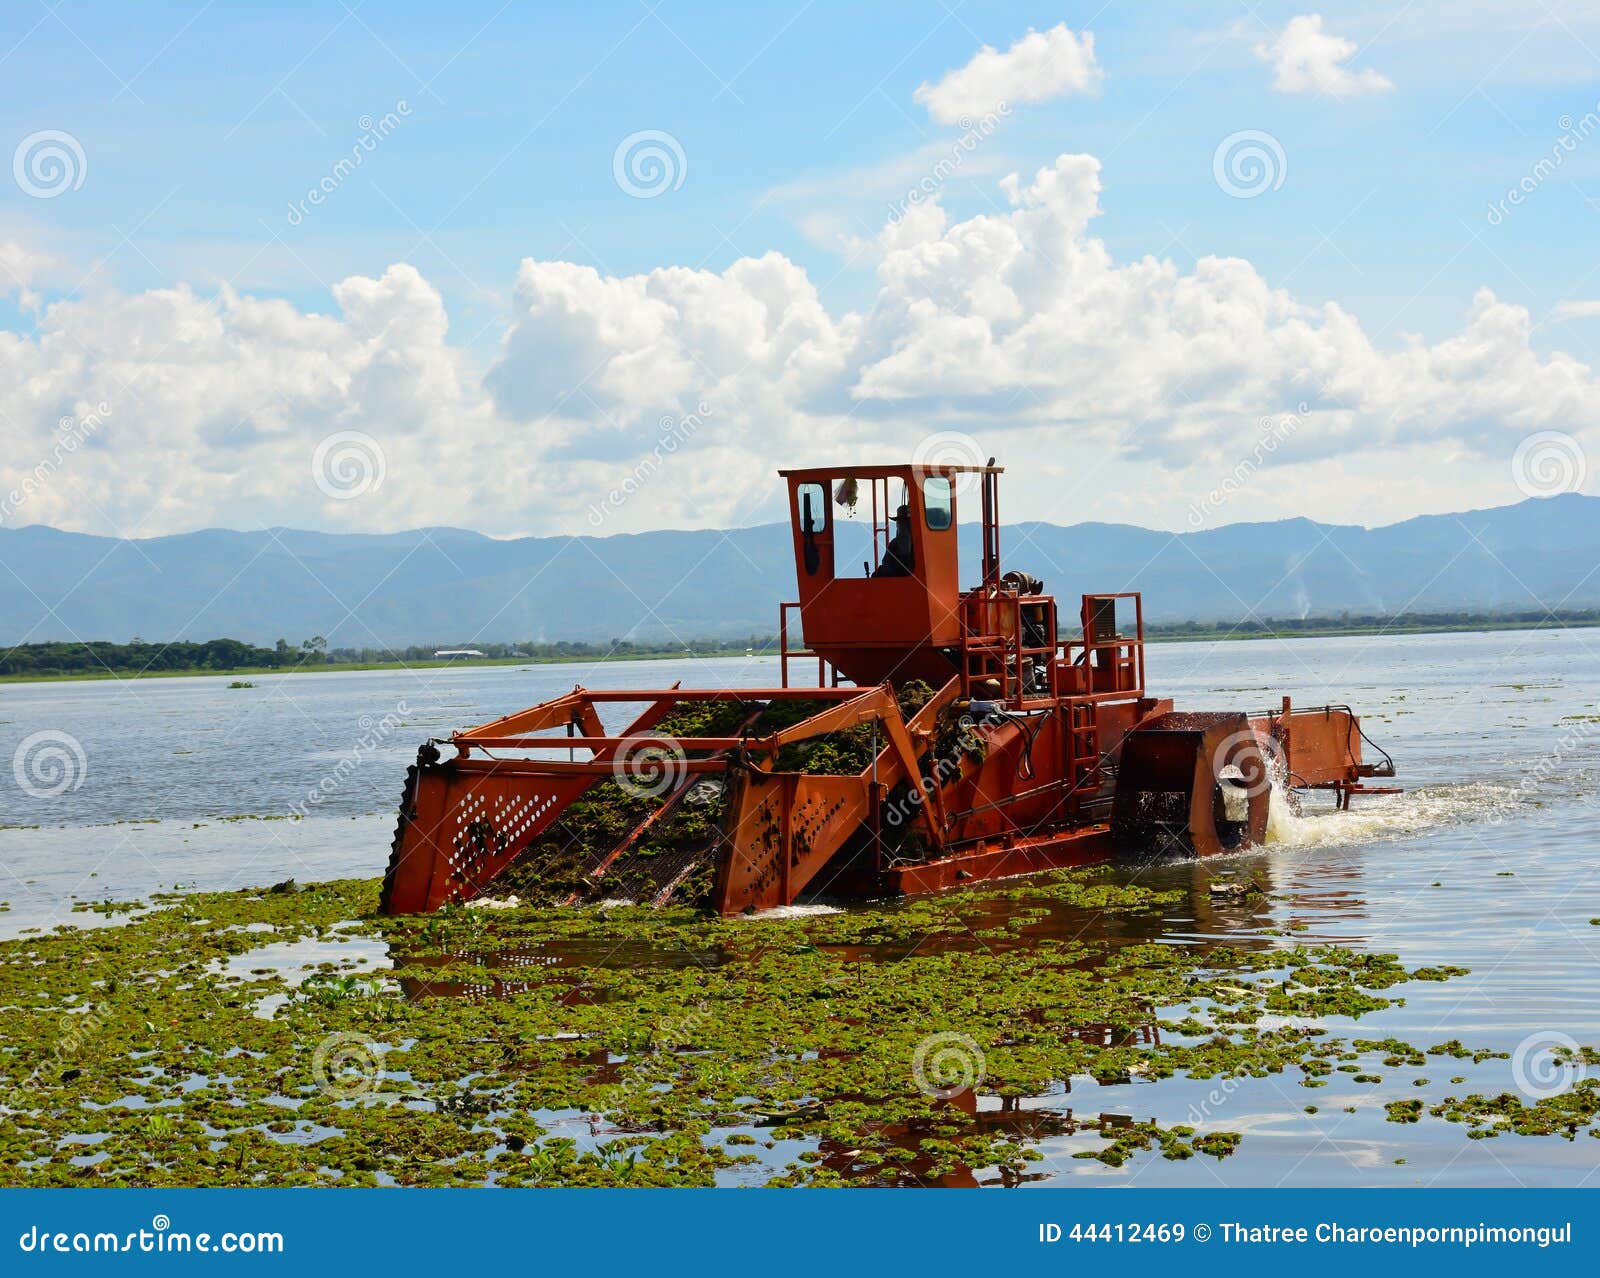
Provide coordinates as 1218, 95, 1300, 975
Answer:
1511, 430, 1587, 498
12, 129, 86, 198
288, 702, 408, 818
910, 430, 987, 499
1182, 1037, 1296, 1124
285, 102, 412, 225
585, 403, 709, 527
1213, 130, 1287, 199
611, 736, 688, 799
886, 104, 1010, 225
53, 1002, 109, 1060
17, 1215, 284, 1256
311, 1030, 384, 1100
1489, 715, 1597, 823
596, 1004, 711, 1113
0, 996, 110, 1116
883, 705, 1007, 831
12, 729, 88, 799
312, 430, 386, 500
911, 1030, 986, 1100
1511, 1030, 1587, 1100
1486, 106, 1600, 225
1186, 404, 1306, 527
1209, 729, 1281, 801
1, 402, 111, 527
612, 130, 686, 198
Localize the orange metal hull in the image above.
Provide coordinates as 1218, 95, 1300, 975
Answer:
885, 826, 1118, 895
381, 672, 1393, 917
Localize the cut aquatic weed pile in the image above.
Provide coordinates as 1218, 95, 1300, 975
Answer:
489, 688, 934, 910
2, 866, 1575, 1188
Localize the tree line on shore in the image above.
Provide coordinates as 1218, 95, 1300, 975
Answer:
4, 609, 1598, 678
0, 635, 774, 678
1141, 608, 1600, 637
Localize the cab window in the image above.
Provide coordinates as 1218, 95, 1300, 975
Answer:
796, 483, 827, 533
923, 476, 953, 531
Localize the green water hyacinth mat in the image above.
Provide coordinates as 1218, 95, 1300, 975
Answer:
2, 869, 1595, 1187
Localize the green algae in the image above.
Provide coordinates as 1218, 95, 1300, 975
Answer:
0, 865, 1581, 1187
1428, 1083, 1600, 1139
1072, 1120, 1226, 1166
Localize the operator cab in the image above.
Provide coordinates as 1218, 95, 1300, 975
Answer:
780, 462, 985, 687
779, 460, 1147, 711
791, 469, 957, 584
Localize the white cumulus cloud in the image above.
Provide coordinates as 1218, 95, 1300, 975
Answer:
0, 263, 511, 536
483, 153, 1598, 529
0, 238, 64, 310
4, 155, 1596, 540
913, 23, 1101, 125
1254, 14, 1393, 97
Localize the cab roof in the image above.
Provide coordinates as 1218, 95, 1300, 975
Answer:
778, 462, 1003, 480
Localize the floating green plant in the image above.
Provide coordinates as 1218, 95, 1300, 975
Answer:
0, 865, 1588, 1188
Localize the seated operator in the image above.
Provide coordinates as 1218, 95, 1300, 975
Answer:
873, 504, 915, 578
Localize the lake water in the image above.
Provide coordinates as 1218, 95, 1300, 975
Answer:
3, 629, 1599, 1185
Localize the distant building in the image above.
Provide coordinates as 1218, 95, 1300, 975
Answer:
433, 648, 486, 658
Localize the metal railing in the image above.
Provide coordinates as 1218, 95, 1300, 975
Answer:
778, 600, 831, 688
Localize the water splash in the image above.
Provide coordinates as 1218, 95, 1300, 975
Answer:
745, 904, 843, 921
1265, 780, 1522, 851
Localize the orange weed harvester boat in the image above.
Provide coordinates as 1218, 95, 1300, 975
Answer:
381, 461, 1398, 917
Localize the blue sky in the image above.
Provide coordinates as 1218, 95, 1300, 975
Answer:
7, 1, 1597, 339
3, 2, 1600, 539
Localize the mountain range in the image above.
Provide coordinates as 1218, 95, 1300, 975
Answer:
1, 494, 1593, 647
